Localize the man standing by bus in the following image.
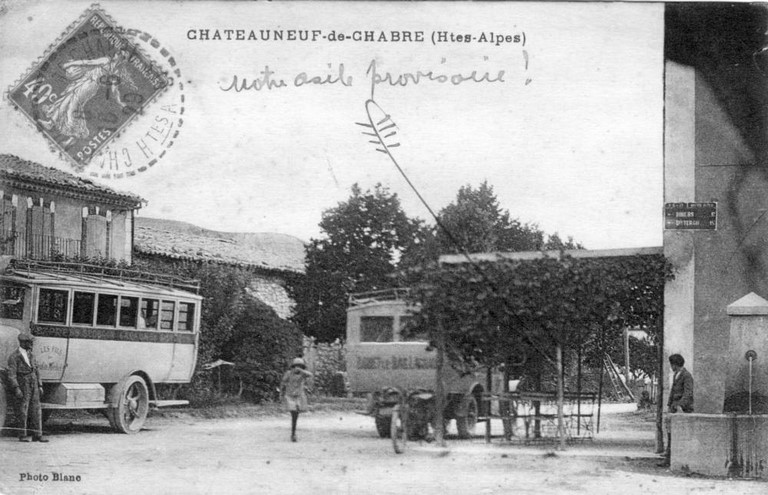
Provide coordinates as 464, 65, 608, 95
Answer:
7, 333, 48, 442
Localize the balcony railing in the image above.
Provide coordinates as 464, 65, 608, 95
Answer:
1, 230, 81, 260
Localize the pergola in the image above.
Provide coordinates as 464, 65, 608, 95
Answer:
434, 246, 665, 449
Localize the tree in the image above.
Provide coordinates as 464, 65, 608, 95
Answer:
435, 181, 547, 254
227, 297, 303, 402
289, 183, 422, 342
400, 182, 577, 271
544, 232, 583, 251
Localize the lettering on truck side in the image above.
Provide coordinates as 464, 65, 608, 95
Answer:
356, 355, 437, 370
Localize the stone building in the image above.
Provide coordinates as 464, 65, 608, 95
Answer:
133, 217, 305, 319
663, 4, 768, 476
0, 154, 143, 262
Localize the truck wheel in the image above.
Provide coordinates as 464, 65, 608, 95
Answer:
375, 415, 392, 438
391, 404, 407, 454
41, 409, 53, 425
456, 395, 478, 439
108, 376, 149, 434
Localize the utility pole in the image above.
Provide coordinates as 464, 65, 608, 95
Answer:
556, 342, 566, 451
624, 327, 631, 384
435, 316, 447, 448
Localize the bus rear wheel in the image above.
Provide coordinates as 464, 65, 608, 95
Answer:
109, 376, 149, 434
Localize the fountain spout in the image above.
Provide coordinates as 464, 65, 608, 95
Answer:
723, 294, 768, 414
746, 350, 757, 415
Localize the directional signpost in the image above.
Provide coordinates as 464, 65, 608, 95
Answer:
664, 202, 717, 230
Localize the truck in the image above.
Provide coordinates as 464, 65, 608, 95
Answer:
346, 288, 497, 439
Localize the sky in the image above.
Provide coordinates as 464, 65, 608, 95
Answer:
0, 1, 664, 250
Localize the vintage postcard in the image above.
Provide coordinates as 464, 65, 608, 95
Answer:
0, 1, 763, 494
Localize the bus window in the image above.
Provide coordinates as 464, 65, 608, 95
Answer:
0, 286, 25, 320
0, 286, 26, 320
96, 294, 118, 326
38, 288, 68, 324
178, 302, 195, 332
398, 316, 428, 342
119, 297, 139, 327
360, 316, 394, 343
72, 292, 95, 325
160, 301, 175, 330
140, 299, 159, 329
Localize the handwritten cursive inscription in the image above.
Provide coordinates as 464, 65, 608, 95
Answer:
365, 59, 505, 98
220, 64, 352, 92
219, 59, 510, 94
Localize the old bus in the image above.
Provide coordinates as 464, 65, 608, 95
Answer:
346, 289, 493, 439
0, 260, 201, 434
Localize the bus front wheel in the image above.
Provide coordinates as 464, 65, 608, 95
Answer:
108, 376, 149, 434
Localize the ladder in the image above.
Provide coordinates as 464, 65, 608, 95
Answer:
603, 354, 635, 402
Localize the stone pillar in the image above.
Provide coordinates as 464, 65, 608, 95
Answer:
663, 61, 696, 387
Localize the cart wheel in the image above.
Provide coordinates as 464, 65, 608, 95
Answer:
108, 376, 149, 434
375, 415, 392, 438
456, 394, 479, 439
391, 404, 407, 454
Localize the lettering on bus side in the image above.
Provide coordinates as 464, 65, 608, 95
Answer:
356, 356, 437, 370
37, 344, 65, 373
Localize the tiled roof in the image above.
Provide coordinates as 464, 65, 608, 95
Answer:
134, 217, 306, 274
0, 154, 144, 207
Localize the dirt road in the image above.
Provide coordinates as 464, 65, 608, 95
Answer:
0, 406, 764, 495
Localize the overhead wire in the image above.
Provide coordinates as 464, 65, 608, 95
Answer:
357, 97, 556, 365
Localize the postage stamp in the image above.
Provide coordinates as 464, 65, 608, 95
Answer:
6, 6, 169, 170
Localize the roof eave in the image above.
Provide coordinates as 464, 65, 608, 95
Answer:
133, 248, 305, 275
1, 173, 145, 209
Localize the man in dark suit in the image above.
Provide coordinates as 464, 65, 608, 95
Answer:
7, 333, 48, 442
660, 353, 693, 466
668, 354, 694, 413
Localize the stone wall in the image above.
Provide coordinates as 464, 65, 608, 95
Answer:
248, 274, 294, 320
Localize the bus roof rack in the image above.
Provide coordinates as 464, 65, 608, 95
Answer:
7, 259, 201, 294
348, 288, 410, 306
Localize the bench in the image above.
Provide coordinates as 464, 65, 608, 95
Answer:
480, 390, 596, 442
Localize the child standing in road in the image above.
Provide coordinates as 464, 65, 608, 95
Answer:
280, 357, 313, 442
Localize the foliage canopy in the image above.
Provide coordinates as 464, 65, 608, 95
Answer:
405, 253, 672, 382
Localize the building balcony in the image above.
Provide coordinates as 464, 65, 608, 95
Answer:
1, 231, 81, 260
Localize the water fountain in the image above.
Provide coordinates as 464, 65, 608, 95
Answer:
671, 292, 768, 478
